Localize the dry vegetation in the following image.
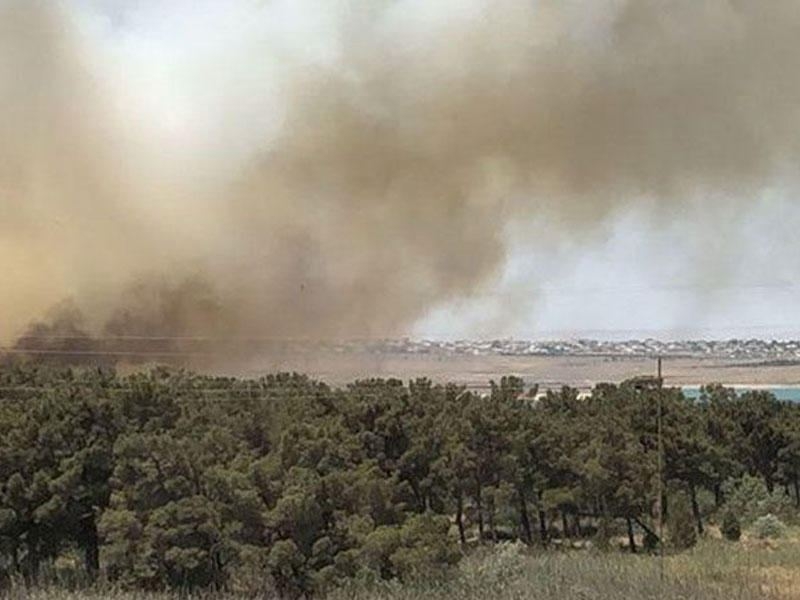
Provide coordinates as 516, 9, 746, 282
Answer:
235, 351, 800, 391
4, 531, 800, 600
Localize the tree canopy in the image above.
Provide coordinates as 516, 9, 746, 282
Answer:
1, 367, 799, 596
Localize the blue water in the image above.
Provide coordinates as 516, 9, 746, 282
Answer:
682, 386, 800, 402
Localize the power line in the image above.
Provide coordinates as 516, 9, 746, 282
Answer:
0, 347, 219, 358
0, 383, 509, 393
11, 324, 800, 342
9, 335, 389, 342
0, 379, 575, 395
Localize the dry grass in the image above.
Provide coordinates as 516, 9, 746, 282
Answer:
4, 531, 800, 600
236, 351, 800, 390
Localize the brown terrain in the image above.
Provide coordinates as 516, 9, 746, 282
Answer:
235, 351, 800, 392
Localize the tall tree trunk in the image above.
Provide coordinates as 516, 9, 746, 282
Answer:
518, 488, 533, 544
83, 519, 100, 577
537, 491, 548, 544
11, 540, 19, 574
574, 513, 582, 538
626, 517, 637, 554
538, 508, 548, 544
793, 475, 800, 508
410, 481, 425, 513
488, 492, 498, 543
456, 491, 467, 545
475, 483, 484, 540
22, 542, 41, 583
689, 484, 704, 536
633, 517, 660, 544
561, 511, 570, 540
714, 483, 723, 508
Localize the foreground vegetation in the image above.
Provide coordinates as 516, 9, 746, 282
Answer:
4, 533, 800, 599
2, 365, 800, 597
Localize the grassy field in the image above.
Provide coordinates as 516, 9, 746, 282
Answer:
234, 350, 800, 391
3, 529, 800, 600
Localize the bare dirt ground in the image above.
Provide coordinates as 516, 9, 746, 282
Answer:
236, 351, 800, 391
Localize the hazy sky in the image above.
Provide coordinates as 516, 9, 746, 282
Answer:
417, 195, 800, 340
7, 0, 800, 342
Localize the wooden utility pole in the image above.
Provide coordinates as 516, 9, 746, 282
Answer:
656, 356, 664, 581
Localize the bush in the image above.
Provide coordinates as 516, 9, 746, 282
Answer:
720, 510, 741, 542
752, 513, 786, 539
667, 492, 697, 550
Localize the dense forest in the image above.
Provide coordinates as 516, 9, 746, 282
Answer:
1, 366, 799, 597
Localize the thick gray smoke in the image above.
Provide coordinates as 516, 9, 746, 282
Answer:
2, 0, 800, 357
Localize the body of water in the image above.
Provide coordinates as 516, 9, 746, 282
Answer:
681, 386, 800, 402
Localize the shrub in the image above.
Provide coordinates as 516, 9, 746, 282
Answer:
752, 513, 786, 539
720, 510, 741, 542
667, 492, 697, 550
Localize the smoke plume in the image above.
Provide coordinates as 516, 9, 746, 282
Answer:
2, 0, 800, 361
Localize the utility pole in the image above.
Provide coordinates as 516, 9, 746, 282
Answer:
656, 356, 664, 581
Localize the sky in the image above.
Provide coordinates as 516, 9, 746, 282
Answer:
413, 178, 800, 340
416, 197, 800, 340
5, 0, 800, 342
